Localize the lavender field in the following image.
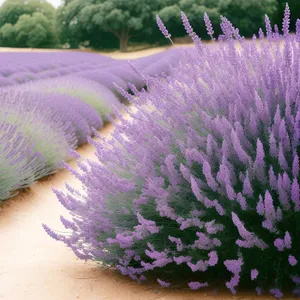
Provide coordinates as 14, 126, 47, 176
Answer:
0, 48, 180, 200
1, 3, 300, 300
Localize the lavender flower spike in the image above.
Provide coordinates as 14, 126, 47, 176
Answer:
156, 15, 172, 40
296, 19, 300, 42
204, 12, 215, 40
282, 3, 290, 37
181, 12, 194, 37
265, 15, 273, 39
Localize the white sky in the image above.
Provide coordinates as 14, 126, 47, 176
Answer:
0, 0, 62, 8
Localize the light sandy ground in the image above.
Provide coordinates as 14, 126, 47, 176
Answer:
0, 43, 296, 300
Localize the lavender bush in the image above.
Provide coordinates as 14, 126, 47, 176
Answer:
0, 90, 77, 200
25, 76, 121, 123
45, 4, 300, 298
9, 71, 37, 84
76, 70, 128, 91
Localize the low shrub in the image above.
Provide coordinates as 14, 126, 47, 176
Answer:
25, 76, 121, 123
44, 5, 300, 298
0, 90, 77, 199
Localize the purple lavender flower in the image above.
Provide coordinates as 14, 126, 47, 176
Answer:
289, 255, 297, 266
270, 288, 283, 299
296, 19, 300, 42
282, 3, 290, 37
251, 269, 259, 280
181, 12, 194, 37
265, 15, 273, 39
208, 251, 218, 266
188, 281, 208, 290
157, 279, 170, 288
204, 12, 214, 40
156, 15, 171, 39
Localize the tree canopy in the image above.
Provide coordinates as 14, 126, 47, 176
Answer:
0, 0, 55, 27
56, 0, 162, 52
0, 0, 56, 48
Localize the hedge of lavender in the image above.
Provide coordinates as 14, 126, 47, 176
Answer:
24, 76, 121, 123
0, 50, 181, 88
44, 5, 300, 298
0, 90, 77, 199
0, 80, 110, 200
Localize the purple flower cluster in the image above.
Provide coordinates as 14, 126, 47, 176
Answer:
45, 5, 300, 298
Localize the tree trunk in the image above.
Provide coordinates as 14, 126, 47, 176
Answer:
119, 34, 129, 52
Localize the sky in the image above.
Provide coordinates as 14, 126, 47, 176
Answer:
0, 0, 62, 8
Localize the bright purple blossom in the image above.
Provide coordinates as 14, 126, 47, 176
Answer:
251, 269, 259, 280
156, 15, 171, 39
289, 255, 297, 266
157, 279, 170, 287
204, 12, 214, 39
188, 281, 208, 290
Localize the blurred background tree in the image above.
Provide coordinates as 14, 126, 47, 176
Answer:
14, 12, 55, 47
0, 0, 299, 51
0, 0, 56, 47
56, 0, 162, 52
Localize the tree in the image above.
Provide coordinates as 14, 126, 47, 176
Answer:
57, 0, 162, 52
55, 0, 86, 48
0, 0, 56, 47
0, 23, 16, 47
0, 0, 55, 27
14, 12, 55, 47
218, 0, 278, 37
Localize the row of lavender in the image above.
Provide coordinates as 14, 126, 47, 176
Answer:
44, 5, 300, 299
0, 50, 179, 89
0, 49, 181, 200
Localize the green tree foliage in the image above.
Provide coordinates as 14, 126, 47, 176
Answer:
0, 0, 55, 27
55, 0, 86, 48
218, 0, 278, 37
14, 13, 55, 47
0, 0, 56, 47
57, 0, 162, 52
0, 23, 16, 47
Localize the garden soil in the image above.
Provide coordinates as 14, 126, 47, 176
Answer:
0, 47, 295, 300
